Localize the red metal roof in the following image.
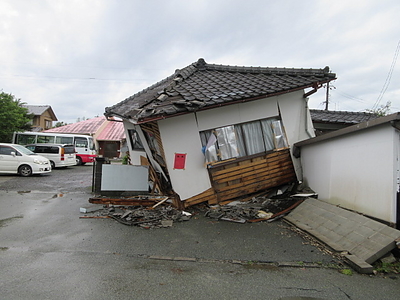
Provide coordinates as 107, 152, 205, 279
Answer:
45, 116, 106, 135
96, 120, 125, 141
44, 116, 125, 141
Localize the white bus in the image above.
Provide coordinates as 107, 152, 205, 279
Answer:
13, 132, 97, 165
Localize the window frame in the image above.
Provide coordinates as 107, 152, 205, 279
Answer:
200, 116, 288, 164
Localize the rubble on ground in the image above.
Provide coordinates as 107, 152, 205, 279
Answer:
204, 184, 315, 223
81, 183, 316, 228
80, 205, 192, 229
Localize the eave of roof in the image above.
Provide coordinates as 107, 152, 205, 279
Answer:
105, 58, 336, 124
296, 112, 400, 148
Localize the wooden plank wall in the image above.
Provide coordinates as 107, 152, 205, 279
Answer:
209, 149, 296, 203
183, 149, 297, 207
140, 122, 167, 167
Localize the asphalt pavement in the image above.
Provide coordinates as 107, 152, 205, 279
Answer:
1, 164, 400, 299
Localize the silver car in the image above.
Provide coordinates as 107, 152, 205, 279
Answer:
0, 143, 52, 176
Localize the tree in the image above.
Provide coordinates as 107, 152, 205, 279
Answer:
366, 101, 391, 117
54, 121, 67, 128
0, 91, 32, 142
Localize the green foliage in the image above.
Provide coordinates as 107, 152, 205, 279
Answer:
366, 101, 392, 117
54, 121, 67, 127
374, 261, 400, 274
0, 91, 32, 142
339, 268, 353, 276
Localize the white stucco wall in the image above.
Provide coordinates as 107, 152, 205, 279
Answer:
300, 124, 397, 223
158, 91, 313, 201
158, 114, 211, 200
277, 92, 315, 179
195, 96, 279, 131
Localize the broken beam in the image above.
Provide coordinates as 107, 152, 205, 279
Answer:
89, 197, 159, 206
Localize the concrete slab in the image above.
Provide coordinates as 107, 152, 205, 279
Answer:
284, 198, 400, 273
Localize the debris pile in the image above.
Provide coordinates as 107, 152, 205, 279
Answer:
81, 205, 192, 229
82, 183, 316, 227
204, 184, 315, 223
205, 197, 303, 223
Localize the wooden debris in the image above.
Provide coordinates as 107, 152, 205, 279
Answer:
152, 197, 169, 209
89, 196, 166, 206
79, 216, 110, 219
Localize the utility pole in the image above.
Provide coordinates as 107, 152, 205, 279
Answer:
324, 81, 329, 110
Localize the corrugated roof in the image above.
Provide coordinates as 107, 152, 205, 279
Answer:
105, 58, 336, 124
96, 121, 125, 141
44, 116, 106, 135
310, 109, 379, 125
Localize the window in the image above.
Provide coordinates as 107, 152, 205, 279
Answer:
45, 120, 52, 129
55, 136, 73, 144
200, 117, 288, 163
34, 146, 59, 154
0, 146, 15, 155
37, 135, 55, 143
128, 129, 144, 151
16, 134, 36, 145
75, 137, 88, 148
64, 146, 76, 154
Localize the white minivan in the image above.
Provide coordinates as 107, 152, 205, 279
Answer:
25, 144, 76, 169
0, 143, 52, 176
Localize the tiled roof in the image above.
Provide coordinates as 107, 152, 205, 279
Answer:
105, 58, 336, 123
45, 116, 106, 135
310, 109, 379, 125
23, 105, 50, 115
96, 120, 125, 141
23, 105, 57, 120
296, 112, 400, 147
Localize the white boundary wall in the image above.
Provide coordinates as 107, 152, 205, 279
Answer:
300, 124, 398, 223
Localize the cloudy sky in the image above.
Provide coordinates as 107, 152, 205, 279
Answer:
1, 0, 399, 124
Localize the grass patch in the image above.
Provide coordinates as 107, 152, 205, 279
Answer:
339, 268, 353, 275
374, 261, 400, 274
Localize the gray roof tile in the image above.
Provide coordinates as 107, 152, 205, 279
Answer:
105, 58, 336, 123
310, 109, 379, 124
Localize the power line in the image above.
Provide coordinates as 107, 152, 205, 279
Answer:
0, 73, 150, 82
372, 40, 400, 110
333, 89, 365, 102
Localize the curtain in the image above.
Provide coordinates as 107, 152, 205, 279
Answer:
272, 120, 288, 149
215, 126, 239, 160
261, 118, 276, 151
241, 122, 264, 155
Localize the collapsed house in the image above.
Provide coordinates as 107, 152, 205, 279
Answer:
103, 58, 336, 208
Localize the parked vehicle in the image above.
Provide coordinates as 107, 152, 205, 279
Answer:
25, 144, 76, 169
0, 143, 51, 176
13, 132, 97, 165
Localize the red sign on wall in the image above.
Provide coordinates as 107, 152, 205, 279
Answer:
174, 153, 187, 170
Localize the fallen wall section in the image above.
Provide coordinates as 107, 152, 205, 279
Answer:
284, 198, 400, 273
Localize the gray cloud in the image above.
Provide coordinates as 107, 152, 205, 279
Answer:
1, 0, 399, 123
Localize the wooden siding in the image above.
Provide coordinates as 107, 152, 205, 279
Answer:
140, 122, 167, 166
184, 149, 296, 207
183, 188, 218, 208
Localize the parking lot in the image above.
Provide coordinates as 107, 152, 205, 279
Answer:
1, 164, 400, 299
